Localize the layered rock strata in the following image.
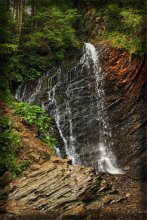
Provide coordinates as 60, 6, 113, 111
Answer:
15, 44, 146, 178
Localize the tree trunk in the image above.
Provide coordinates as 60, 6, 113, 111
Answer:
18, 0, 23, 43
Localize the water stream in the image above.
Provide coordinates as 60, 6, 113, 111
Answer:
78, 43, 123, 174
15, 43, 124, 174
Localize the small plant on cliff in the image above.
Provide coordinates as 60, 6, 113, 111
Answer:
14, 102, 57, 151
0, 117, 22, 175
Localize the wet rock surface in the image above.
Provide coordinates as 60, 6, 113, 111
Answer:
15, 43, 146, 178
99, 45, 146, 178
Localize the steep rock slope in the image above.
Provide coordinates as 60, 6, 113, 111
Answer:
15, 43, 146, 178
98, 44, 146, 178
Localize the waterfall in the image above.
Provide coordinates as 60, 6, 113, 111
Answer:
15, 43, 124, 174
65, 86, 78, 164
82, 43, 123, 174
47, 71, 77, 164
48, 84, 69, 157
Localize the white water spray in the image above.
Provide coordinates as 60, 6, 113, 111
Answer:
15, 43, 124, 175
81, 43, 124, 174
48, 73, 76, 163
65, 86, 78, 165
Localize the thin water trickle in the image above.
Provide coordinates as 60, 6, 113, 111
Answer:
65, 86, 78, 165
28, 77, 43, 103
48, 80, 76, 163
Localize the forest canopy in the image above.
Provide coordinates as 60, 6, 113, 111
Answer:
0, 0, 79, 84
0, 0, 146, 86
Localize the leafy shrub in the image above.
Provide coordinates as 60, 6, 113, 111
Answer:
108, 32, 143, 54
0, 76, 13, 102
0, 117, 22, 175
106, 7, 146, 55
83, 1, 146, 55
14, 102, 57, 151
120, 9, 143, 32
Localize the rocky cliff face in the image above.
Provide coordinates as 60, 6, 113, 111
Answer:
15, 43, 146, 179
99, 45, 146, 178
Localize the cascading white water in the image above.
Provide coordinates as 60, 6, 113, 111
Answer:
82, 43, 123, 174
28, 77, 43, 103
48, 72, 77, 164
15, 84, 27, 102
15, 43, 124, 175
65, 86, 78, 165
15, 72, 50, 103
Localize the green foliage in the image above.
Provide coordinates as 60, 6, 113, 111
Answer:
0, 0, 146, 88
97, 4, 145, 55
82, 0, 146, 55
83, 0, 145, 9
19, 7, 79, 80
19, 160, 32, 171
0, 0, 18, 81
105, 7, 145, 54
0, 76, 13, 103
14, 102, 57, 151
120, 9, 143, 31
0, 117, 22, 175
0, 1, 80, 83
108, 32, 144, 55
